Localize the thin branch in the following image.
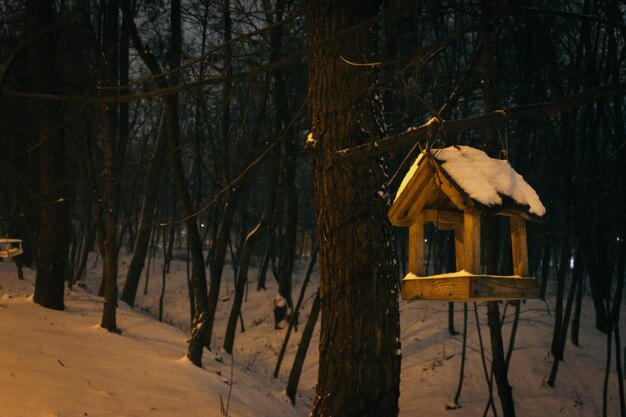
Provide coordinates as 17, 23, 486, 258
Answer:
335, 82, 626, 161
7, 0, 417, 104
340, 55, 382, 67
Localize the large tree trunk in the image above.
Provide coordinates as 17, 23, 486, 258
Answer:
99, 0, 121, 332
99, 105, 119, 331
27, 0, 71, 311
165, 0, 210, 367
307, 1, 401, 416
203, 0, 235, 351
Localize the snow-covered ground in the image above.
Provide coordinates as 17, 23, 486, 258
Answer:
1, 255, 623, 416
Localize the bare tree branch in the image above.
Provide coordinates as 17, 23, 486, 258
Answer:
335, 82, 626, 161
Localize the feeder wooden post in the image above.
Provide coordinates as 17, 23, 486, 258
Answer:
454, 223, 465, 271
408, 213, 424, 275
510, 216, 529, 276
463, 209, 481, 274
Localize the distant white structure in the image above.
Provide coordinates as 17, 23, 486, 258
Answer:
0, 239, 23, 258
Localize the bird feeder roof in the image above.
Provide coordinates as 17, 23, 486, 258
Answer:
389, 146, 545, 226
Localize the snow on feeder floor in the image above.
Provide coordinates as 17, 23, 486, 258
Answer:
388, 146, 545, 302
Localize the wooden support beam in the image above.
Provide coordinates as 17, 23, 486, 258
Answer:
432, 162, 468, 211
423, 209, 463, 225
388, 163, 431, 226
454, 223, 465, 271
406, 179, 437, 222
510, 216, 529, 276
463, 210, 481, 274
408, 218, 424, 276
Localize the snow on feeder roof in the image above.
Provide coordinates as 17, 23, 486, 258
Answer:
389, 146, 543, 302
390, 145, 545, 227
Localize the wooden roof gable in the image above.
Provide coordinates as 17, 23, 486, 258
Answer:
388, 146, 546, 227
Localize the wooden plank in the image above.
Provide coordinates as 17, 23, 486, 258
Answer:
402, 276, 469, 300
401, 273, 538, 301
387, 190, 418, 227
406, 175, 438, 222
430, 223, 457, 231
388, 156, 433, 226
470, 276, 537, 300
0, 241, 23, 258
454, 223, 465, 271
463, 209, 481, 274
509, 216, 529, 276
408, 218, 424, 276
424, 208, 461, 230
0, 248, 23, 258
496, 210, 531, 220
387, 186, 419, 226
432, 162, 468, 210
423, 209, 462, 225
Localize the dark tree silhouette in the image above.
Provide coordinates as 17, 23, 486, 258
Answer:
307, 1, 401, 416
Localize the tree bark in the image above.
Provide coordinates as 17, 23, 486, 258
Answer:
99, 104, 119, 332
204, 0, 236, 350
307, 1, 401, 416
487, 302, 515, 416
99, 0, 121, 333
28, 0, 71, 311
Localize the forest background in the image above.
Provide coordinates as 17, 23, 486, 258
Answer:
1, 1, 625, 416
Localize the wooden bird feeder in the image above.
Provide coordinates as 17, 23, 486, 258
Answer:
0, 238, 23, 259
389, 146, 545, 302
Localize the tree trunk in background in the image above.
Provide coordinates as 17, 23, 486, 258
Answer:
222, 154, 277, 353
275, 246, 318, 377
286, 288, 321, 405
307, 1, 401, 416
479, 1, 515, 415
117, 8, 130, 174
204, 0, 235, 350
165, 0, 210, 367
223, 100, 279, 352
99, 106, 119, 331
538, 239, 551, 300
99, 0, 120, 333
265, 0, 298, 321
277, 107, 298, 318
121, 118, 168, 307
28, 0, 71, 311
547, 242, 583, 386
120, 0, 209, 367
